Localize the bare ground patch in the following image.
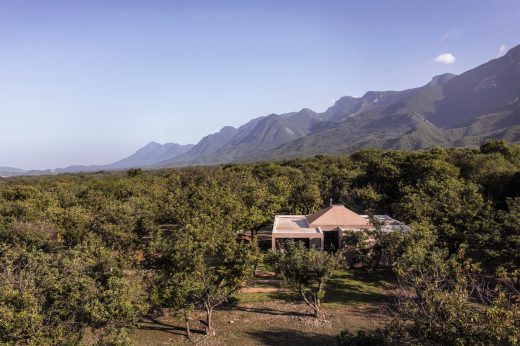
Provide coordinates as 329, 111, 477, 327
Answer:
130, 301, 389, 345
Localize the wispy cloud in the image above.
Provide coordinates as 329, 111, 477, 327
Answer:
433, 53, 456, 64
441, 29, 462, 42
497, 44, 508, 57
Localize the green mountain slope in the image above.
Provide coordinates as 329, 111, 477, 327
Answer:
42, 44, 520, 175
250, 46, 520, 161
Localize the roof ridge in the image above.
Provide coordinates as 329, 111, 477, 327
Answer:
306, 204, 370, 227
306, 205, 333, 224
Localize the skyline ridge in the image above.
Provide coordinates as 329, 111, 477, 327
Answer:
1, 0, 518, 169
2, 42, 519, 176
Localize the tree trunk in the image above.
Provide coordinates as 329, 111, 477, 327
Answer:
312, 283, 322, 318
300, 288, 321, 318
184, 309, 191, 339
313, 296, 321, 318
313, 307, 320, 318
204, 303, 214, 336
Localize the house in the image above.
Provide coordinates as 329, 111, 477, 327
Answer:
271, 204, 408, 251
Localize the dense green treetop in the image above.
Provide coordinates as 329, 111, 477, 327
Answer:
1, 142, 519, 342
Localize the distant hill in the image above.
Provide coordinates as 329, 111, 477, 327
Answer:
108, 142, 193, 169
5, 44, 520, 176
54, 142, 194, 174
167, 126, 239, 165
0, 166, 26, 177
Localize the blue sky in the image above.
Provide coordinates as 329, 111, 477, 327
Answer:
1, 0, 519, 169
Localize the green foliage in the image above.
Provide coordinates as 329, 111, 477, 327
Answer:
494, 197, 520, 288
395, 176, 486, 254
1, 143, 520, 342
0, 244, 145, 344
97, 326, 132, 346
393, 250, 520, 345
0, 220, 55, 250
343, 225, 408, 272
343, 231, 374, 270
337, 329, 390, 346
126, 168, 142, 178
480, 139, 513, 157
152, 218, 260, 336
339, 243, 520, 345
269, 240, 340, 317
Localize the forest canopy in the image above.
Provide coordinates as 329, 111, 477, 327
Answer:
1, 141, 519, 343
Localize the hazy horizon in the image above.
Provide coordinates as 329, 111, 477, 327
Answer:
1, 0, 519, 170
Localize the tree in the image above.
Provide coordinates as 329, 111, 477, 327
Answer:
126, 168, 143, 177
393, 249, 520, 345
150, 252, 200, 339
194, 236, 259, 335
394, 177, 485, 255
493, 197, 520, 288
269, 240, 340, 317
342, 230, 376, 270
338, 226, 520, 345
337, 329, 390, 346
0, 243, 145, 345
342, 216, 408, 271
153, 224, 260, 336
480, 139, 513, 158
349, 185, 382, 214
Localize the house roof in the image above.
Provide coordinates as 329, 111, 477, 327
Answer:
306, 204, 371, 227
272, 215, 319, 234
272, 215, 323, 239
272, 205, 407, 238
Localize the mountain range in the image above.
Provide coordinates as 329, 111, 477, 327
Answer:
4, 44, 520, 176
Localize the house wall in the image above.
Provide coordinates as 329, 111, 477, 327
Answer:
272, 234, 324, 250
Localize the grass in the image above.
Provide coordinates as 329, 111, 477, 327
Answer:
234, 268, 393, 306
324, 269, 393, 307
125, 268, 394, 345
246, 281, 283, 288
130, 302, 389, 345
233, 291, 298, 303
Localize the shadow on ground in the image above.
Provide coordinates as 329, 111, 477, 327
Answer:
246, 328, 336, 346
348, 269, 394, 286
137, 316, 205, 337
229, 304, 310, 317
228, 291, 299, 305
324, 269, 393, 305
233, 269, 394, 306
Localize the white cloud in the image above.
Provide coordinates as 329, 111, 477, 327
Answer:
441, 29, 462, 41
433, 53, 456, 64
497, 44, 508, 57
